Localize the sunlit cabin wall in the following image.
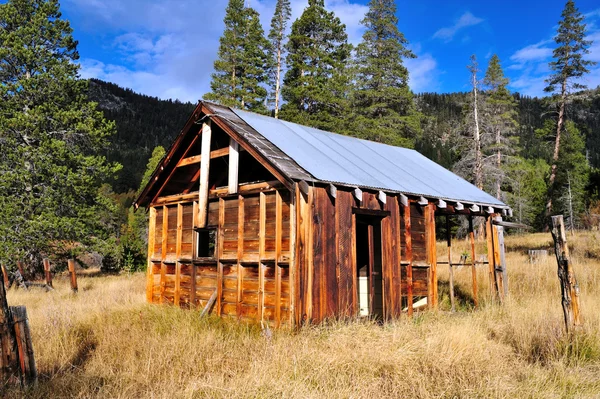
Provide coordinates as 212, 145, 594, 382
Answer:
294, 185, 438, 325
146, 189, 293, 328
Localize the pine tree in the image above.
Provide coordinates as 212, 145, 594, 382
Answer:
280, 0, 352, 132
120, 146, 165, 272
352, 0, 421, 147
268, 0, 291, 118
0, 0, 120, 271
204, 0, 271, 113
483, 54, 518, 200
544, 0, 596, 216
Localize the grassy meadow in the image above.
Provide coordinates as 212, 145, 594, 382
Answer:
4, 232, 600, 398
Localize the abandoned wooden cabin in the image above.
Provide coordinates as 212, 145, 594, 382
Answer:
134, 101, 512, 327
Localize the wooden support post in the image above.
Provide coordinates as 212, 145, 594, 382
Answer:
67, 259, 78, 293
228, 138, 239, 194
217, 198, 225, 316
446, 216, 455, 312
258, 193, 266, 323
237, 195, 244, 318
404, 203, 413, 317
468, 216, 478, 308
275, 191, 283, 327
197, 121, 212, 228
160, 205, 168, 303
427, 204, 438, 309
146, 207, 157, 303
494, 215, 508, 300
551, 215, 582, 333
43, 259, 52, 288
485, 216, 499, 300
0, 264, 9, 290
174, 204, 183, 307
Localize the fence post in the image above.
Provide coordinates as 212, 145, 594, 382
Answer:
0, 264, 8, 290
43, 259, 53, 288
68, 259, 78, 293
550, 215, 582, 333
0, 266, 18, 384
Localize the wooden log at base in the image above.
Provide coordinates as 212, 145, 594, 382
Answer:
550, 215, 582, 333
0, 267, 36, 386
10, 306, 37, 386
43, 259, 53, 288
68, 259, 78, 293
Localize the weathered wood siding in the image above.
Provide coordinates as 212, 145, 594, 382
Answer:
147, 190, 292, 327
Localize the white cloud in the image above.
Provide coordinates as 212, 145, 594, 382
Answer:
66, 0, 368, 102
507, 10, 600, 96
405, 52, 440, 93
433, 12, 484, 42
510, 40, 553, 64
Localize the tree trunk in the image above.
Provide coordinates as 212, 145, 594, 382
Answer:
546, 80, 567, 218
274, 45, 282, 119
550, 215, 581, 333
473, 74, 483, 191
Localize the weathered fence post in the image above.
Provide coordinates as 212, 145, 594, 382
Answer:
68, 259, 78, 293
0, 264, 8, 290
0, 266, 36, 386
446, 216, 456, 312
43, 259, 53, 288
550, 215, 582, 333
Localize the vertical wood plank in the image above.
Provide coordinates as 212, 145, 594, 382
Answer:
447, 216, 455, 312
367, 224, 375, 317
197, 121, 212, 228
351, 212, 357, 314
381, 205, 393, 320
146, 207, 156, 303
258, 193, 266, 322
305, 187, 314, 322
336, 190, 355, 317
174, 204, 183, 307
427, 204, 438, 309
68, 259, 78, 293
160, 205, 168, 304
404, 203, 413, 317
468, 216, 478, 308
217, 198, 225, 316
496, 216, 508, 300
485, 216, 498, 299
43, 259, 53, 288
228, 138, 239, 194
0, 264, 8, 290
275, 191, 283, 327
289, 191, 296, 328
237, 195, 245, 318
386, 195, 402, 317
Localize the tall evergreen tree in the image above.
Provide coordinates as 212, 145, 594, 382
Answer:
204, 0, 271, 113
268, 0, 291, 118
120, 146, 165, 272
0, 0, 120, 270
352, 0, 421, 147
455, 55, 484, 191
280, 0, 352, 132
483, 54, 518, 200
544, 0, 596, 216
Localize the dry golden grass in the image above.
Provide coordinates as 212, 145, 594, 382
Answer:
4, 232, 600, 398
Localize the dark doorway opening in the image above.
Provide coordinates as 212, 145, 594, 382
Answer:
355, 215, 383, 319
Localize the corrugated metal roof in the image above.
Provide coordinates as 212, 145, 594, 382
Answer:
231, 108, 507, 208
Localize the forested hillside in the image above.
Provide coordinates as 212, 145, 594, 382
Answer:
87, 79, 194, 193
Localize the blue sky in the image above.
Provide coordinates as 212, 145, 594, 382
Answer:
58, 0, 600, 102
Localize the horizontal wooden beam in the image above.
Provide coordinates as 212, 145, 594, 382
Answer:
176, 147, 230, 168
492, 220, 532, 230
150, 180, 282, 206
378, 190, 387, 204
399, 193, 408, 207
